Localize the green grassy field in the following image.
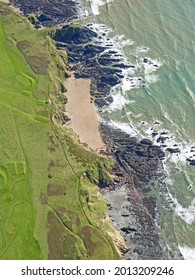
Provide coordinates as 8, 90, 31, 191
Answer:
0, 3, 122, 260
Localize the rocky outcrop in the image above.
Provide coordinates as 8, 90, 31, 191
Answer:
53, 24, 133, 107
186, 158, 195, 166
10, 0, 81, 26
100, 124, 166, 259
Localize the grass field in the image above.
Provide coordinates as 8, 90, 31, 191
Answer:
0, 3, 122, 260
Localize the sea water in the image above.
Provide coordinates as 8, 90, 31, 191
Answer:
79, 0, 195, 259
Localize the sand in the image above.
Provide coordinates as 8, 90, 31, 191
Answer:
0, 0, 10, 3
64, 75, 106, 152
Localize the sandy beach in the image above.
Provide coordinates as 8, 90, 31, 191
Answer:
64, 75, 106, 152
0, 0, 10, 3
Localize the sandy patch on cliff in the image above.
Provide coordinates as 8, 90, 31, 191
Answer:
64, 74, 106, 152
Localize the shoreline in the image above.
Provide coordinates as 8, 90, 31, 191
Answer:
64, 74, 106, 153
8, 0, 183, 260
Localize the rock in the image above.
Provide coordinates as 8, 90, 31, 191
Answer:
95, 98, 108, 107
121, 227, 137, 233
53, 25, 97, 44
51, 23, 132, 107
143, 58, 149, 63
37, 13, 52, 22
152, 131, 158, 137
100, 75, 119, 86
186, 159, 195, 166
166, 148, 180, 154
157, 136, 169, 143
10, 0, 80, 26
84, 44, 105, 55
140, 138, 153, 145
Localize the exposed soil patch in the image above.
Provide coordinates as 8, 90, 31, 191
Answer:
79, 226, 95, 257
39, 192, 48, 205
47, 184, 66, 196
17, 40, 31, 50
47, 211, 65, 259
25, 55, 49, 74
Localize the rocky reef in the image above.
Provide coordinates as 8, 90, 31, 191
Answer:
100, 124, 166, 259
54, 24, 133, 108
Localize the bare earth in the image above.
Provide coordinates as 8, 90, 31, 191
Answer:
64, 75, 106, 152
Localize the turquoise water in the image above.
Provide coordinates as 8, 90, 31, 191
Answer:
81, 0, 195, 259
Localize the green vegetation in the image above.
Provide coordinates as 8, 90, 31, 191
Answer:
0, 3, 122, 260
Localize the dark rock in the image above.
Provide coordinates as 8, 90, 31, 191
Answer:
186, 159, 195, 166
112, 63, 130, 69
152, 131, 158, 137
53, 25, 97, 45
121, 227, 137, 233
140, 138, 153, 145
105, 96, 114, 104
166, 148, 180, 154
161, 131, 168, 135
10, 0, 80, 26
100, 75, 119, 86
157, 136, 169, 143
84, 44, 105, 55
37, 13, 52, 22
95, 98, 108, 107
143, 58, 149, 63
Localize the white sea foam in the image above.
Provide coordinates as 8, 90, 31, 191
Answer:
186, 86, 195, 109
87, 22, 146, 97
87, 21, 162, 95
142, 57, 162, 74
112, 34, 134, 48
136, 46, 149, 53
108, 120, 142, 138
176, 64, 195, 109
168, 192, 195, 225
108, 91, 128, 111
90, 0, 114, 15
141, 57, 162, 85
144, 118, 195, 166
145, 73, 159, 84
122, 71, 144, 92
72, 0, 88, 19
178, 245, 195, 260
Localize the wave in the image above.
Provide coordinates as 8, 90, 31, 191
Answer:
178, 245, 195, 260
107, 89, 131, 111
89, 0, 114, 15
168, 192, 195, 225
106, 120, 142, 138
